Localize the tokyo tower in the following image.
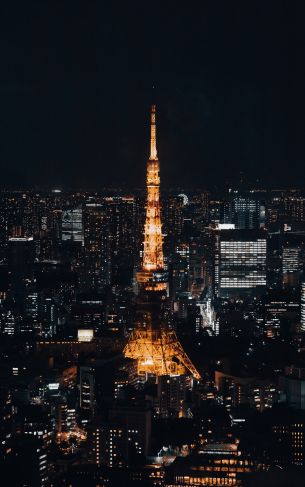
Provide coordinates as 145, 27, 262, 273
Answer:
123, 105, 200, 380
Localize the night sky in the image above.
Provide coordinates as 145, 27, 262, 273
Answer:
1, 1, 304, 189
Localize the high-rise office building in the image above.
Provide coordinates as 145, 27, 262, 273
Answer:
162, 194, 184, 240
83, 203, 110, 291
301, 282, 305, 332
94, 400, 152, 468
270, 409, 305, 468
61, 207, 84, 244
267, 192, 305, 226
283, 195, 305, 223
0, 308, 22, 335
279, 366, 305, 410
80, 366, 95, 414
188, 240, 205, 298
109, 400, 152, 459
215, 229, 267, 297
169, 243, 190, 300
282, 246, 303, 274
191, 192, 209, 225
8, 236, 35, 305
104, 196, 139, 285
282, 245, 303, 287
281, 233, 305, 287
222, 194, 265, 230
156, 375, 189, 418
232, 196, 264, 229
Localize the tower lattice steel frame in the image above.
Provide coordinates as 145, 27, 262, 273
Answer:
124, 105, 200, 380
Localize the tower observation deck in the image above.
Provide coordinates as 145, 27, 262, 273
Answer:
123, 106, 200, 380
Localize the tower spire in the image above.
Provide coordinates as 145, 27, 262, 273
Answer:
141, 104, 164, 281
149, 104, 157, 160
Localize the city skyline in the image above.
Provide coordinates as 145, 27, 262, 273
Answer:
1, 2, 305, 486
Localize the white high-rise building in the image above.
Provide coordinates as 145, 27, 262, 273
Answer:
301, 282, 305, 332
62, 207, 84, 244
215, 230, 267, 297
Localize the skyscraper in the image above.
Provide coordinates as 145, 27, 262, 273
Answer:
124, 106, 200, 380
83, 203, 110, 291
214, 229, 267, 297
282, 244, 303, 287
61, 207, 84, 244
283, 195, 305, 223
222, 193, 265, 230
8, 235, 35, 306
104, 196, 139, 285
301, 282, 305, 332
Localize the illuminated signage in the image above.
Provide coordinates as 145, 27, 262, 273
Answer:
78, 329, 94, 342
217, 223, 235, 230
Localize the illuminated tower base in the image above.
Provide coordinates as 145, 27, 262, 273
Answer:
124, 290, 201, 380
124, 326, 200, 379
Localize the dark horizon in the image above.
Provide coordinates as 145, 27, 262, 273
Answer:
1, 2, 305, 189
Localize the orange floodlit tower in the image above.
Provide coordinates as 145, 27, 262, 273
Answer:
124, 106, 200, 380
136, 105, 166, 291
